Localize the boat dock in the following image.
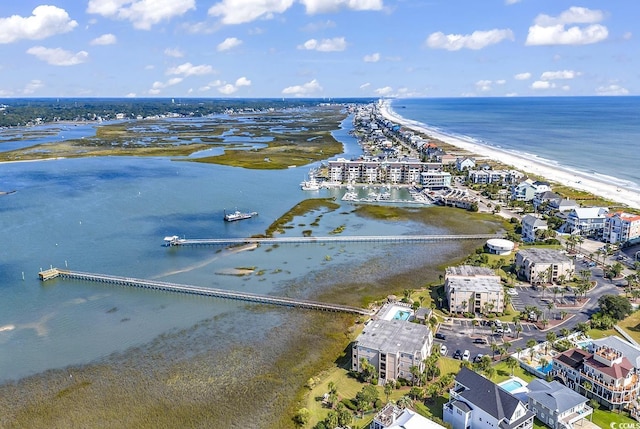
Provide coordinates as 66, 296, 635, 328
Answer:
38, 268, 371, 316
163, 233, 500, 247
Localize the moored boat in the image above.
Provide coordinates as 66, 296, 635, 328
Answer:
224, 209, 258, 222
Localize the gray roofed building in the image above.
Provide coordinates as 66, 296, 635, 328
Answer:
443, 367, 534, 429
526, 379, 592, 429
515, 248, 575, 285
521, 214, 548, 242
445, 265, 498, 278
444, 266, 504, 315
352, 319, 432, 385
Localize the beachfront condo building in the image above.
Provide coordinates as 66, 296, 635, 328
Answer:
467, 169, 524, 185
603, 211, 640, 245
351, 319, 432, 385
419, 170, 451, 189
552, 346, 640, 411
444, 266, 504, 315
515, 248, 574, 285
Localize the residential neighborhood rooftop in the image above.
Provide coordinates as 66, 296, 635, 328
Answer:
526, 379, 587, 414
516, 248, 572, 263
357, 319, 432, 354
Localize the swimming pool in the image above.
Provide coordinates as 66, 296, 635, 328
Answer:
500, 379, 524, 392
537, 363, 553, 374
576, 340, 592, 350
393, 310, 411, 321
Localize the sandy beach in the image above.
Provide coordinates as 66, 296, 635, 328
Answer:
379, 100, 640, 210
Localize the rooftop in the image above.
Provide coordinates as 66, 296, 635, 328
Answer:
355, 319, 432, 354
517, 248, 572, 264
445, 265, 498, 278
447, 276, 504, 294
592, 335, 640, 369
526, 379, 587, 413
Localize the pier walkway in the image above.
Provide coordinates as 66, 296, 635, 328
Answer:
38, 268, 371, 316
163, 233, 500, 247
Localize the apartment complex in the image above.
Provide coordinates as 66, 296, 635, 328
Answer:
327, 158, 443, 185
563, 207, 609, 237
552, 346, 640, 410
444, 266, 504, 314
515, 248, 574, 285
526, 379, 592, 429
351, 319, 432, 385
467, 169, 524, 185
443, 368, 534, 429
603, 211, 640, 244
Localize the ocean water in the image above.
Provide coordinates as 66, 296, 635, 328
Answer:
391, 97, 640, 190
0, 114, 460, 383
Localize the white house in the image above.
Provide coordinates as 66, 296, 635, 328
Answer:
444, 368, 534, 429
603, 211, 640, 244
521, 214, 548, 242
455, 157, 476, 171
563, 207, 609, 237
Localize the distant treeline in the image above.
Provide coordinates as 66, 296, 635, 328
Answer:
0, 98, 376, 127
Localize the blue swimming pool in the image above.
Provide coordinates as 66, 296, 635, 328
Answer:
537, 363, 553, 374
393, 310, 411, 321
500, 379, 524, 392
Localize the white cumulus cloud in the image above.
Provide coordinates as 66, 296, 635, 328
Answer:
363, 52, 380, 62
298, 37, 346, 52
23, 79, 45, 94
90, 33, 117, 45
149, 77, 183, 94
526, 7, 608, 46
540, 70, 581, 80
375, 86, 393, 96
164, 48, 184, 58
217, 37, 243, 52
531, 80, 556, 90
476, 80, 492, 92
282, 79, 322, 96
166, 62, 215, 76
426, 28, 514, 51
27, 46, 88, 66
209, 0, 295, 25
0, 5, 78, 44
87, 0, 195, 30
235, 76, 251, 87
596, 84, 629, 96
514, 72, 531, 80
218, 84, 237, 95
299, 0, 383, 14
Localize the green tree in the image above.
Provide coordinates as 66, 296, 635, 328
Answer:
293, 408, 310, 427
355, 385, 379, 413
336, 403, 352, 427
506, 356, 518, 376
384, 380, 394, 402
598, 294, 632, 320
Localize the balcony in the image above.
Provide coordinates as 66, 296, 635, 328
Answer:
560, 405, 593, 427
580, 371, 639, 393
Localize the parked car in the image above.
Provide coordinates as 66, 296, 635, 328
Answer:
473, 337, 488, 344
435, 332, 446, 340
506, 288, 518, 296
462, 350, 470, 361
496, 326, 512, 334
453, 349, 462, 360
473, 354, 484, 363
440, 344, 447, 356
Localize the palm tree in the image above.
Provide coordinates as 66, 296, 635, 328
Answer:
560, 328, 570, 338
516, 347, 523, 359
506, 356, 518, 375
545, 331, 557, 353
547, 301, 555, 320
384, 380, 394, 402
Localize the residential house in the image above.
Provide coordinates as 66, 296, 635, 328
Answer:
371, 403, 446, 429
521, 214, 548, 242
438, 154, 457, 165
511, 180, 551, 202
515, 248, 575, 285
552, 345, 640, 411
443, 367, 534, 429
533, 191, 562, 211
444, 266, 504, 314
352, 319, 432, 385
590, 336, 640, 369
455, 157, 476, 172
526, 379, 593, 429
603, 211, 640, 245
563, 207, 609, 237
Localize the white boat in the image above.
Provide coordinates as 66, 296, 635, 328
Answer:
224, 210, 258, 222
301, 178, 320, 191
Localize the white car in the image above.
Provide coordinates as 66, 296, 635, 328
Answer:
506, 289, 518, 296
440, 344, 447, 356
462, 350, 470, 361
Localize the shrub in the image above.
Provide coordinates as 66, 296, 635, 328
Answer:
341, 398, 357, 411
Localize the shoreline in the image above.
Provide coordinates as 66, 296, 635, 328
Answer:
379, 99, 640, 210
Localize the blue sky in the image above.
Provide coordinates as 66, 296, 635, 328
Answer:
0, 0, 636, 98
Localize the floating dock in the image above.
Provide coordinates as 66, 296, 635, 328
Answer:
38, 268, 371, 316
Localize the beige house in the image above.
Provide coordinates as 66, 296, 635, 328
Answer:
515, 248, 574, 285
444, 266, 504, 314
352, 319, 432, 385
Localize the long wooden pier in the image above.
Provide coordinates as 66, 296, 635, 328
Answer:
163, 233, 500, 247
38, 268, 371, 316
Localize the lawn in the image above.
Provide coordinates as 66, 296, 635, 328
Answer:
491, 360, 536, 384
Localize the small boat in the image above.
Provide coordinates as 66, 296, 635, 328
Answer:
301, 177, 321, 191
224, 209, 258, 222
